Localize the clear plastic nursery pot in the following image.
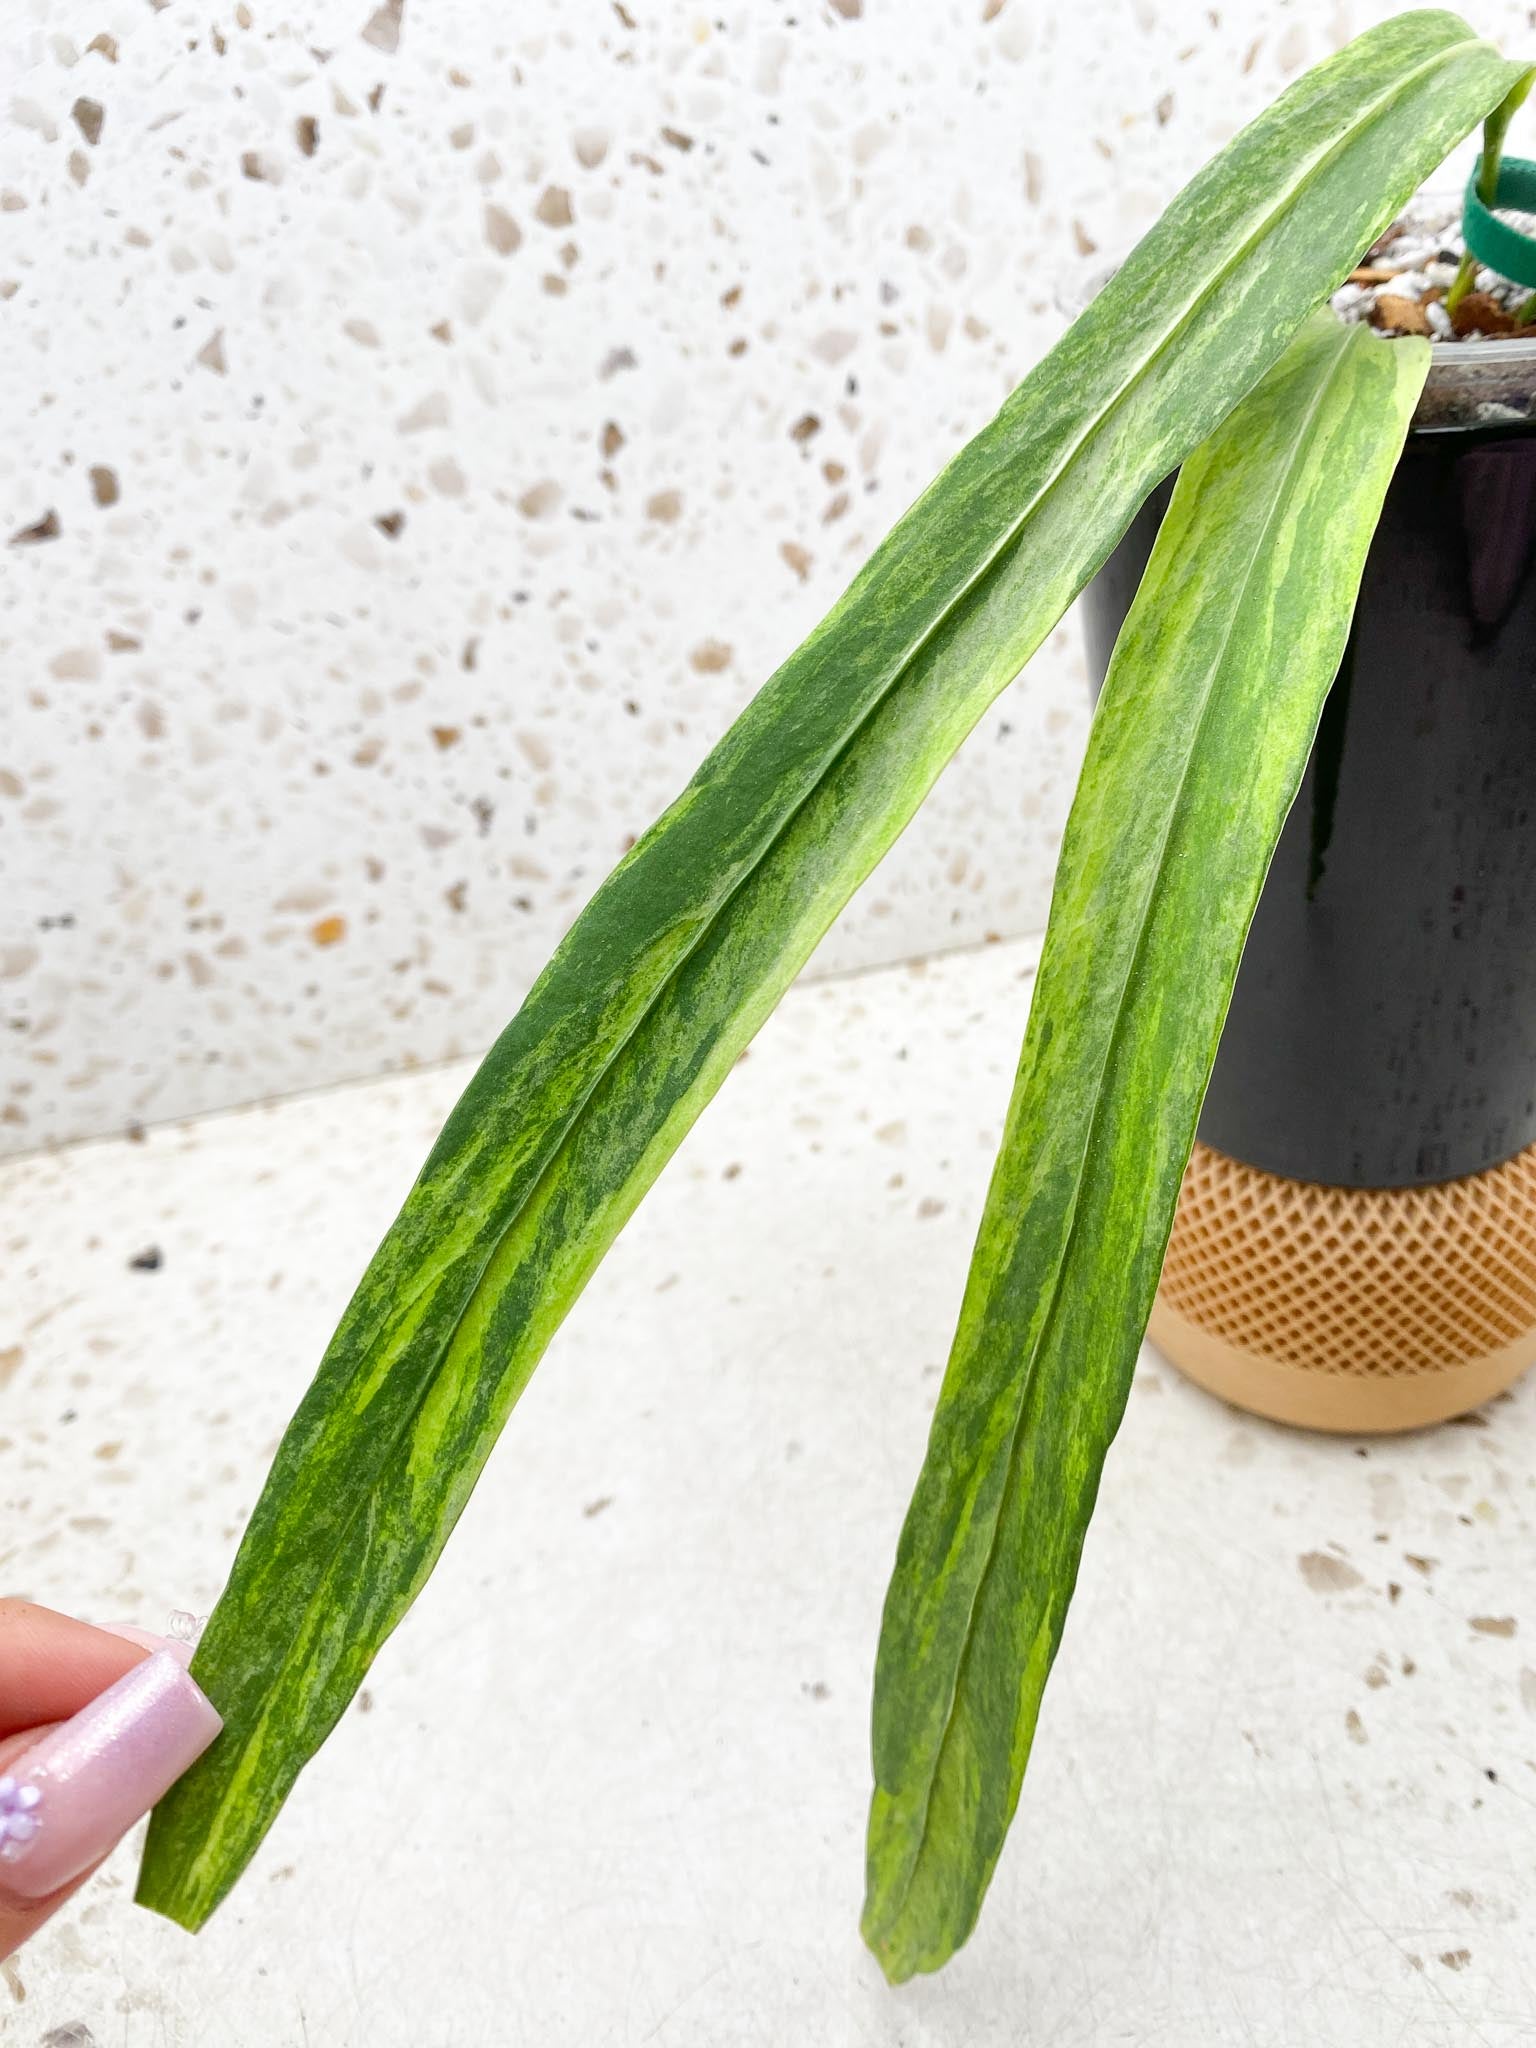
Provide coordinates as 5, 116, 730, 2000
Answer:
1082, 320, 1536, 1433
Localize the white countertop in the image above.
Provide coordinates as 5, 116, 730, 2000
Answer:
4, 933, 1536, 2047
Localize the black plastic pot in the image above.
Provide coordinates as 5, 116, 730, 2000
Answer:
1081, 339, 1536, 1189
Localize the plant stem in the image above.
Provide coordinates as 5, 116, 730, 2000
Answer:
1444, 251, 1477, 315
1448, 76, 1535, 314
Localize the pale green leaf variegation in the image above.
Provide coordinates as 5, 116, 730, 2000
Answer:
861, 313, 1431, 1982
139, 13, 1525, 1933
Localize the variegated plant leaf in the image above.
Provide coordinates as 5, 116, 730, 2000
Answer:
139, 13, 1523, 1934
862, 313, 1431, 1981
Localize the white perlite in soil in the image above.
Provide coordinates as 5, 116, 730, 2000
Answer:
1331, 196, 1536, 341
1326, 197, 1536, 428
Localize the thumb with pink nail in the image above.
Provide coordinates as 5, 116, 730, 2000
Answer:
0, 1598, 221, 1960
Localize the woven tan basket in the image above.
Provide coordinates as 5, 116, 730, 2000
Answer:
1149, 1139, 1536, 1432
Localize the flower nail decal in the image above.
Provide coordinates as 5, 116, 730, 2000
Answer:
0, 1776, 42, 1860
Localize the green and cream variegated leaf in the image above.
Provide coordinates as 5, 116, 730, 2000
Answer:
861, 313, 1431, 1982
139, 13, 1525, 1933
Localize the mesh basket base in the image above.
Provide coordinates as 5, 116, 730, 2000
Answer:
1149, 1139, 1536, 1434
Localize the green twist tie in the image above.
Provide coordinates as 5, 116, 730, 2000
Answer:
1461, 153, 1536, 288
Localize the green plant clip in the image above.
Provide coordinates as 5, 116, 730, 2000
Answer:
1462, 152, 1536, 285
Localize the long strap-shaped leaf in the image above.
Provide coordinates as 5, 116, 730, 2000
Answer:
861, 314, 1430, 1982
139, 15, 1524, 1930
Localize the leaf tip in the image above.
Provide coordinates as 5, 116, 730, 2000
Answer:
859, 1892, 960, 1986
132, 1869, 211, 1936
859, 1825, 966, 1986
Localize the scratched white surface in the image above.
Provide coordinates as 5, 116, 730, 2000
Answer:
5, 933, 1536, 2045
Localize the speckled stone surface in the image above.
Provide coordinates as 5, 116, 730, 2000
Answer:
6, 0, 1525, 1155
5, 932, 1536, 2044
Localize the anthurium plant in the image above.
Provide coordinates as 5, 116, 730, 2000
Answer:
137, 9, 1535, 1983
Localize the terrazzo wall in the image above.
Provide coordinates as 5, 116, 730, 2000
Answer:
1, 0, 1520, 1152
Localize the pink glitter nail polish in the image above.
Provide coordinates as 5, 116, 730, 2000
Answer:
0, 1651, 221, 1899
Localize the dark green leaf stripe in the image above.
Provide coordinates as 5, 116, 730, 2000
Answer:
861, 314, 1431, 1981
140, 14, 1524, 1931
